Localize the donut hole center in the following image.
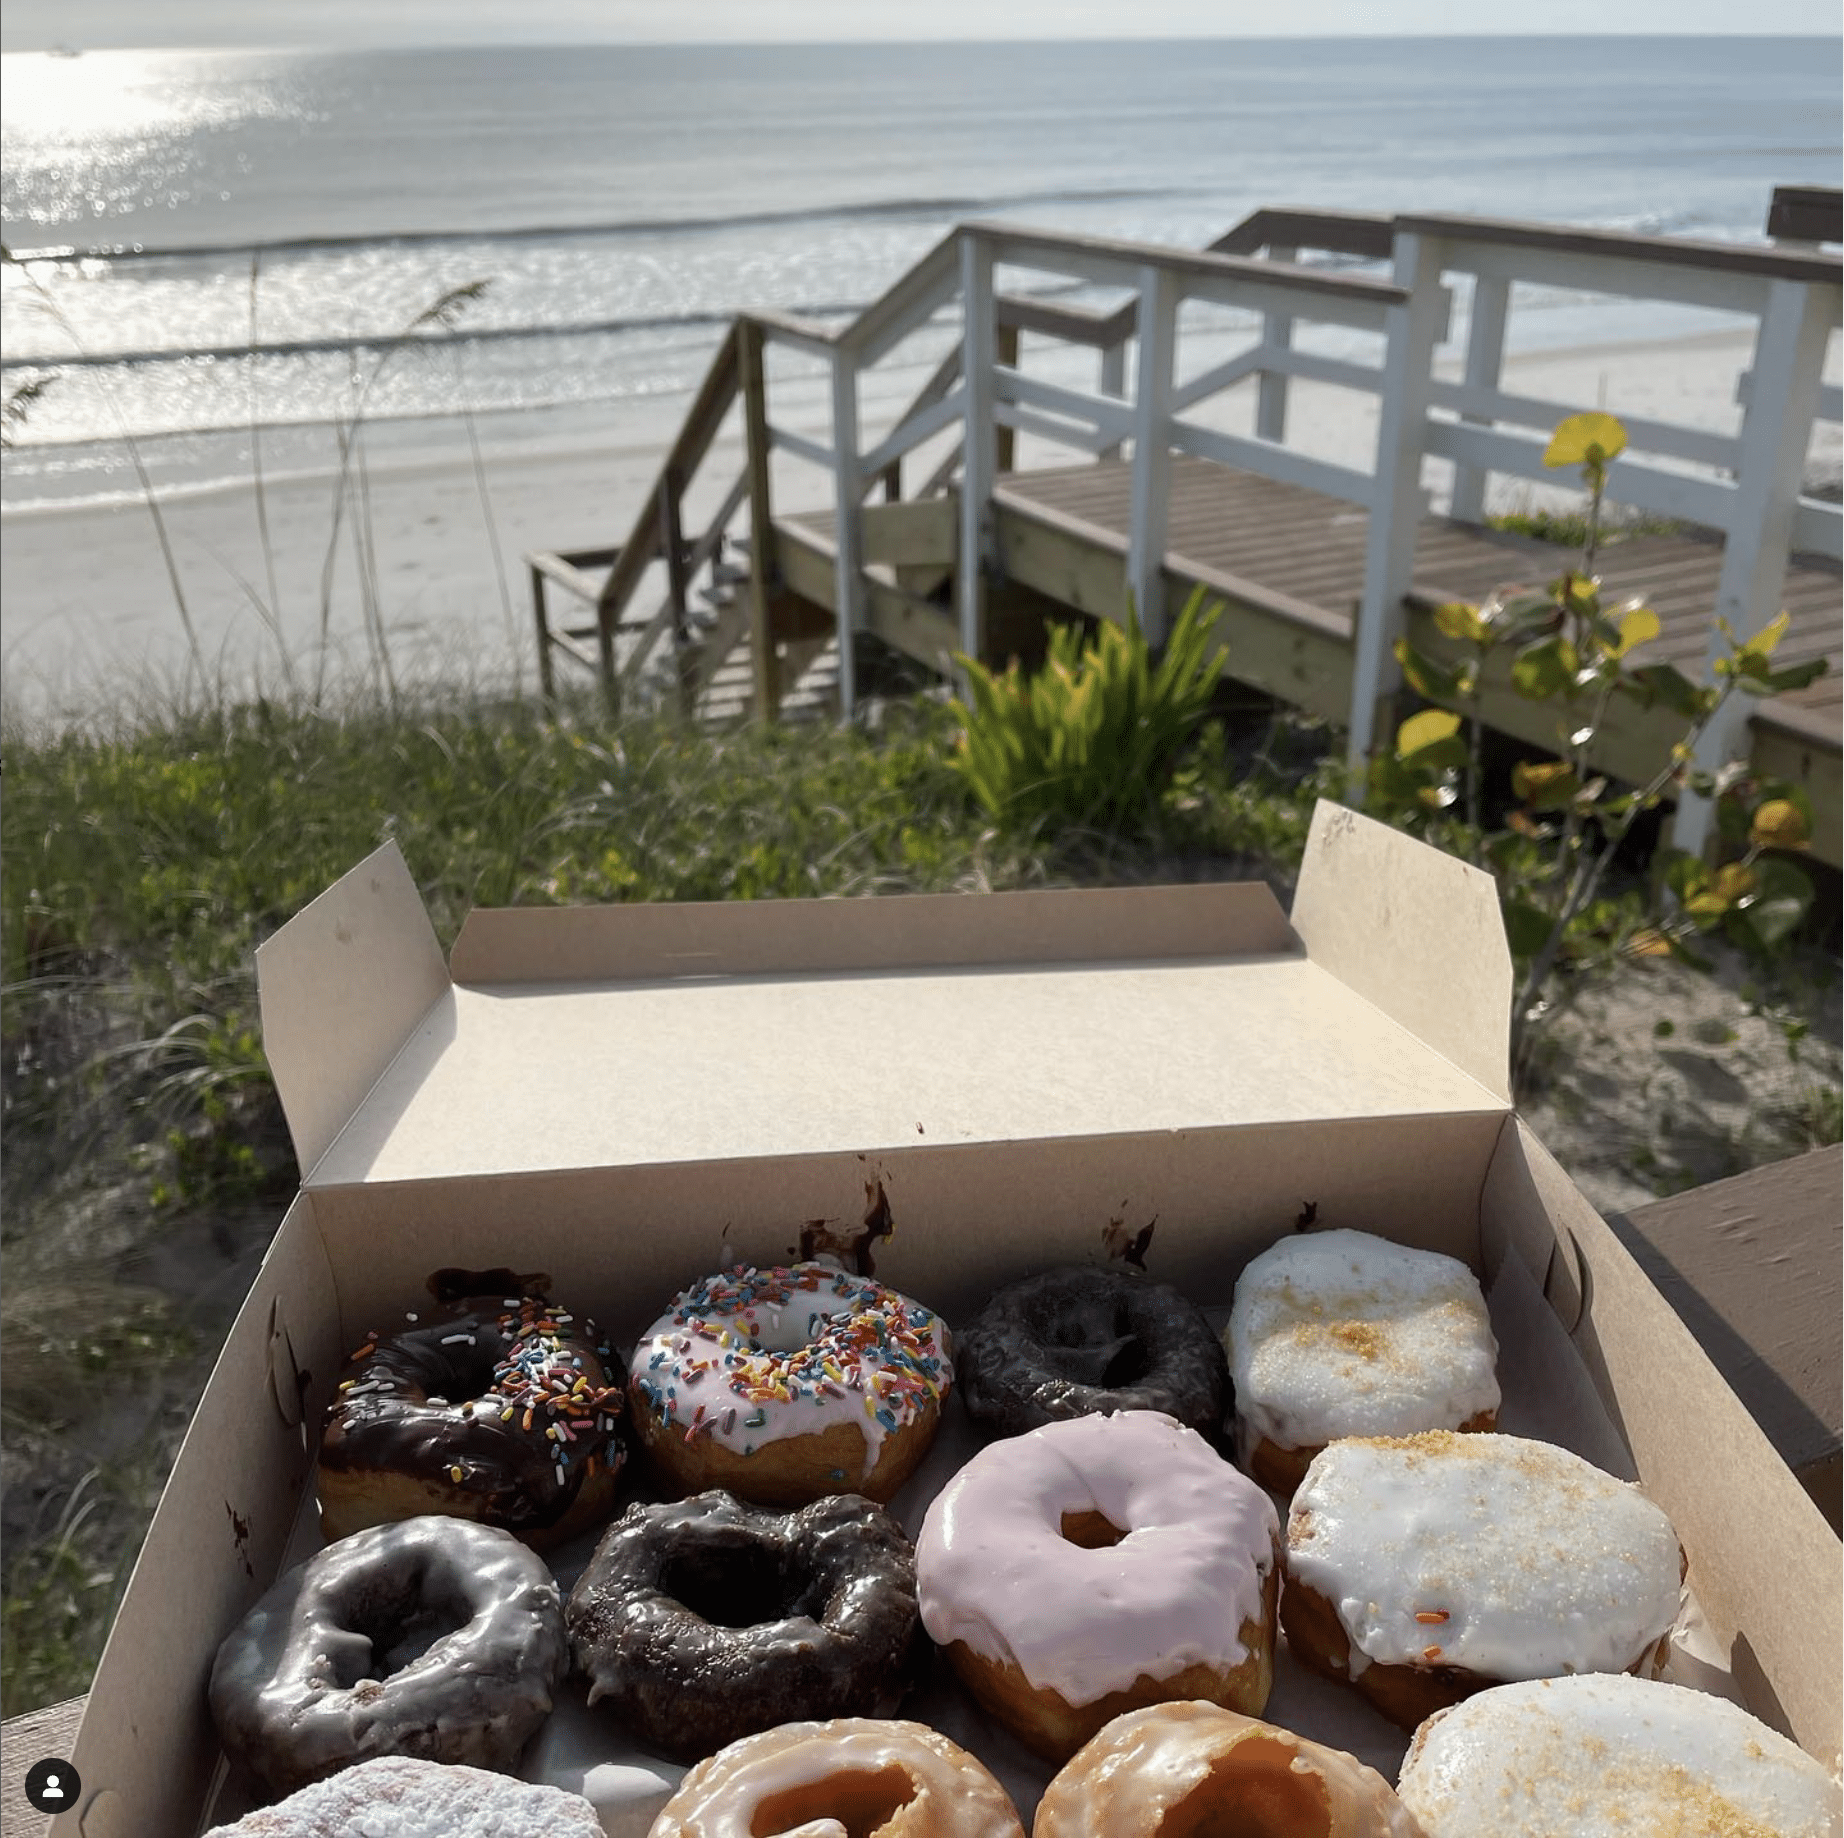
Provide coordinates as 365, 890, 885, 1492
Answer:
335, 1578, 473, 1685
660, 1541, 813, 1629
748, 1765, 917, 1837
1059, 1508, 1128, 1549
1033, 1299, 1151, 1388
1154, 1739, 1333, 1837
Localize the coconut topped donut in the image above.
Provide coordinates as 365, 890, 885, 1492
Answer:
1226, 1228, 1499, 1490
1397, 1675, 1843, 1838
627, 1262, 952, 1505
1282, 1431, 1684, 1731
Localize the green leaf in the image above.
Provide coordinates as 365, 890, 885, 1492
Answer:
1511, 635, 1577, 700
1397, 708, 1463, 759
1394, 639, 1463, 702
1625, 663, 1716, 719
1502, 899, 1554, 959
1738, 655, 1830, 697
1511, 758, 1578, 810
1432, 601, 1489, 645
1614, 604, 1661, 657
1749, 798, 1810, 851
1736, 611, 1791, 661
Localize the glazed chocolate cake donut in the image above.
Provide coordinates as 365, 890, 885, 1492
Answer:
318, 1286, 625, 1548
954, 1266, 1227, 1438
566, 1489, 922, 1763
208, 1515, 568, 1794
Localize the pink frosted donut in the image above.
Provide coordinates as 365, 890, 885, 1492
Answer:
915, 1410, 1280, 1762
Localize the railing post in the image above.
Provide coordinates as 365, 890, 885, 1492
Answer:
830, 349, 865, 716
1255, 243, 1295, 444
1127, 262, 1179, 644
994, 322, 1020, 474
1098, 337, 1128, 462
1448, 274, 1510, 525
529, 563, 557, 710
658, 471, 696, 719
959, 232, 997, 661
738, 321, 780, 723
1673, 275, 1836, 856
1348, 229, 1446, 787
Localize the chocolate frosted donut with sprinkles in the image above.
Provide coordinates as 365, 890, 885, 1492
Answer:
318, 1284, 626, 1548
626, 1262, 952, 1506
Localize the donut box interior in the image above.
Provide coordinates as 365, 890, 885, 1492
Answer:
50, 801, 1840, 1838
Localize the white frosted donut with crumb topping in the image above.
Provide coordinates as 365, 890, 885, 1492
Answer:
1225, 1229, 1499, 1488
1286, 1431, 1683, 1685
1397, 1675, 1843, 1837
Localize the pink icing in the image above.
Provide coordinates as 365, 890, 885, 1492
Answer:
914, 1410, 1278, 1704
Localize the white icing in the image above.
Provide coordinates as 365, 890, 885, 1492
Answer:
1286, 1431, 1682, 1680
1398, 1675, 1843, 1838
1225, 1229, 1500, 1453
627, 1264, 952, 1480
914, 1410, 1278, 1704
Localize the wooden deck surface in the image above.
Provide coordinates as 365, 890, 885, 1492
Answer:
996, 456, 1841, 749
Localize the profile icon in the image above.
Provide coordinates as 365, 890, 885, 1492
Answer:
24, 1758, 81, 1814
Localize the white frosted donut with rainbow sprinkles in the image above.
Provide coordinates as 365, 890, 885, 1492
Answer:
627, 1262, 952, 1506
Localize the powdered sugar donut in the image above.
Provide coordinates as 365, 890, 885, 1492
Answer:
1035, 1702, 1427, 1838
1225, 1229, 1499, 1491
628, 1262, 952, 1505
916, 1410, 1280, 1762
1397, 1674, 1842, 1837
1283, 1431, 1684, 1730
201, 1756, 600, 1837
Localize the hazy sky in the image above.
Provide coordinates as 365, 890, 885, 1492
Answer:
3, 0, 1841, 50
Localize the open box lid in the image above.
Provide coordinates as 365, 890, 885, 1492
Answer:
256, 802, 1514, 1193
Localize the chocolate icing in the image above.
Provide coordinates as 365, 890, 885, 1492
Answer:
954, 1266, 1228, 1439
319, 1293, 624, 1537
566, 1489, 921, 1762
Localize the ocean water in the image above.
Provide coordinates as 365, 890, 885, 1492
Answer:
2, 36, 1839, 512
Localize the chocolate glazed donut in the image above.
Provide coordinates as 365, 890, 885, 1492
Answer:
954, 1266, 1227, 1439
565, 1490, 921, 1763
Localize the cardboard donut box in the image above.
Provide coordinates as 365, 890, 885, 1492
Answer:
46, 803, 1842, 1836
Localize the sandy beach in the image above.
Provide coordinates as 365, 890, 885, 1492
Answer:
5, 322, 1836, 727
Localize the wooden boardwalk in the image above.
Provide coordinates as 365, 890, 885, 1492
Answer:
978, 456, 1840, 861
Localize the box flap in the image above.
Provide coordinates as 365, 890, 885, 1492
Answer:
256, 841, 451, 1177
1291, 801, 1512, 1103
448, 880, 1296, 984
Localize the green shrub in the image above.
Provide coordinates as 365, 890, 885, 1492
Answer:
950, 588, 1227, 834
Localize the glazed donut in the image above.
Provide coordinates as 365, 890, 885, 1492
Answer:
1225, 1229, 1499, 1492
208, 1515, 568, 1794
200, 1756, 601, 1837
915, 1409, 1279, 1763
627, 1262, 951, 1506
1034, 1701, 1427, 1838
954, 1265, 1227, 1439
1282, 1431, 1683, 1731
1396, 1674, 1843, 1837
318, 1285, 625, 1547
566, 1489, 921, 1763
650, 1719, 1025, 1838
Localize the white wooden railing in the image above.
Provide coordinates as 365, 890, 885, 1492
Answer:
533, 201, 1839, 858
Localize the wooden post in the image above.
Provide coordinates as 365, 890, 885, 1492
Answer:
658, 471, 696, 719
1099, 338, 1127, 461
1255, 243, 1295, 444
738, 320, 780, 723
830, 351, 865, 716
959, 233, 997, 661
995, 321, 1020, 474
1448, 273, 1510, 526
1347, 230, 1446, 786
529, 563, 557, 709
1673, 275, 1837, 856
1127, 262, 1179, 644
